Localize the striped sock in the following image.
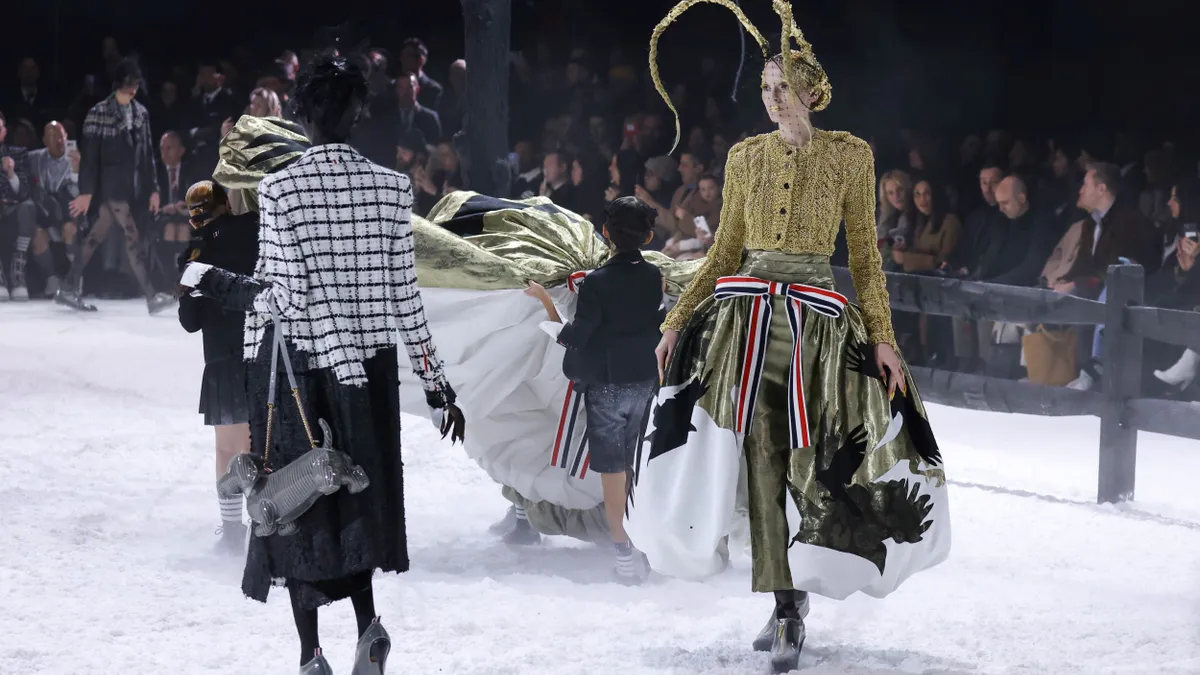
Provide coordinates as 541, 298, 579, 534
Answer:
513, 505, 528, 521
615, 541, 637, 577
219, 496, 243, 524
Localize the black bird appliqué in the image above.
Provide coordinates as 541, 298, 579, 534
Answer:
815, 421, 870, 518
646, 370, 711, 462
891, 386, 945, 485
845, 341, 884, 380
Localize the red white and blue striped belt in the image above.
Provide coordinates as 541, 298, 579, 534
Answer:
551, 269, 595, 478
714, 275, 849, 449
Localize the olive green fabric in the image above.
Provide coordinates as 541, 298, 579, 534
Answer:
666, 250, 939, 592
501, 486, 612, 544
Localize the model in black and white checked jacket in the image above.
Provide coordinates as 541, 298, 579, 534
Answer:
188, 143, 454, 407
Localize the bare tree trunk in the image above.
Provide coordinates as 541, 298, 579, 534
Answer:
459, 0, 511, 198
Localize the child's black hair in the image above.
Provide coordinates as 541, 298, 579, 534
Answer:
292, 50, 368, 143
603, 196, 656, 252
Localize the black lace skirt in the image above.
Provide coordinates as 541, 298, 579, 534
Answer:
240, 334, 409, 610
198, 358, 251, 426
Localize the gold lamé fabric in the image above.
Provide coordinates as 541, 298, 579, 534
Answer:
211, 115, 311, 212
414, 191, 704, 293
664, 250, 939, 592
663, 130, 895, 348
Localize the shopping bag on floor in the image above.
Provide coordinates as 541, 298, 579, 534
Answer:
1022, 325, 1077, 386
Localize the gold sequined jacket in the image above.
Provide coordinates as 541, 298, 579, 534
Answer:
662, 129, 896, 347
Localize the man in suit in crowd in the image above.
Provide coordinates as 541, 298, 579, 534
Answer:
157, 130, 200, 265
400, 38, 444, 110
394, 73, 442, 146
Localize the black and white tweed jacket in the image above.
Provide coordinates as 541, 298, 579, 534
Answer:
201, 144, 450, 397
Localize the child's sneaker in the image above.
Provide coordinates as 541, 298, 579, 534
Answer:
614, 541, 649, 585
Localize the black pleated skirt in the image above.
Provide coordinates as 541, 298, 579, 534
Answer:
198, 358, 251, 426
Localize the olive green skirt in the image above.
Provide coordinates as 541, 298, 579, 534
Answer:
625, 250, 951, 599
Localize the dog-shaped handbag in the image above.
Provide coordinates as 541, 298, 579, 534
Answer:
218, 418, 370, 536
217, 299, 371, 537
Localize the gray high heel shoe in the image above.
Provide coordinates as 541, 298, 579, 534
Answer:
752, 591, 810, 652
351, 618, 391, 675
300, 649, 334, 675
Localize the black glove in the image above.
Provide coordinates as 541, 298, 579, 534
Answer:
425, 386, 465, 444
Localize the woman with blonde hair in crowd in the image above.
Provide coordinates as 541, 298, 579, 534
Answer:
877, 169, 913, 243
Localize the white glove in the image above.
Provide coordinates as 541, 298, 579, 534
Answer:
180, 262, 213, 288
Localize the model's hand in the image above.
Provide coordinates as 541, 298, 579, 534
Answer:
655, 329, 680, 384
180, 262, 212, 288
69, 193, 92, 218
149, 192, 161, 215
875, 342, 906, 398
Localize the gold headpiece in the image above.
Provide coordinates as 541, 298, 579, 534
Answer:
649, 0, 831, 154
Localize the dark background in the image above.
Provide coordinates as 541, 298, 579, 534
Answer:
4, 0, 1195, 137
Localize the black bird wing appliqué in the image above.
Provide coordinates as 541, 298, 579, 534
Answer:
845, 341, 884, 381
893, 386, 941, 467
645, 370, 712, 462
814, 419, 869, 518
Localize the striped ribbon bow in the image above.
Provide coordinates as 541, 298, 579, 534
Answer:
714, 276, 848, 449
550, 269, 595, 479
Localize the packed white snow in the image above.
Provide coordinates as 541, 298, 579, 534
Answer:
1, 300, 1198, 675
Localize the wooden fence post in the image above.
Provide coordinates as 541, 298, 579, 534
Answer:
1097, 264, 1144, 503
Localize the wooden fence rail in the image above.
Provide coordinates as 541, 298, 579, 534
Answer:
833, 264, 1199, 504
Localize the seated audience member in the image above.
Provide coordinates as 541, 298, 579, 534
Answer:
663, 173, 722, 259
893, 176, 960, 273
633, 155, 679, 248
539, 149, 579, 213
1060, 162, 1164, 391
156, 131, 201, 266
659, 150, 721, 243
877, 169, 914, 243
26, 121, 83, 297
986, 174, 1061, 287
0, 110, 37, 300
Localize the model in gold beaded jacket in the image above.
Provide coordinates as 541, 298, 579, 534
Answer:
623, 3, 951, 673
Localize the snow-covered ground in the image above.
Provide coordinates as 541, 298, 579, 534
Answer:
2, 300, 1199, 675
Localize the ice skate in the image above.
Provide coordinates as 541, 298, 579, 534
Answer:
300, 649, 333, 675
147, 292, 177, 315
10, 285, 28, 301
54, 287, 97, 311
501, 517, 541, 546
489, 505, 517, 535
351, 618, 390, 675
215, 522, 247, 556
768, 617, 806, 673
753, 592, 810, 652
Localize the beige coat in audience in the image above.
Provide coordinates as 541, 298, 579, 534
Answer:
1040, 219, 1086, 287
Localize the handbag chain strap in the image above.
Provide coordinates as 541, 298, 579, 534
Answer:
263, 298, 318, 469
